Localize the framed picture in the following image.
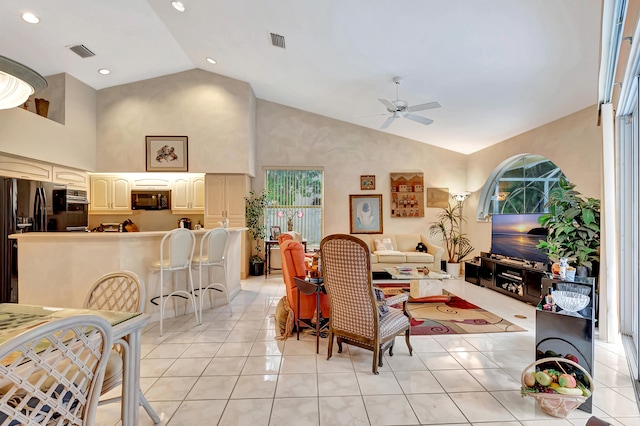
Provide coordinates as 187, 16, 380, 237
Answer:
146, 136, 188, 172
350, 194, 383, 234
390, 172, 425, 217
270, 226, 281, 241
427, 187, 450, 208
360, 175, 376, 190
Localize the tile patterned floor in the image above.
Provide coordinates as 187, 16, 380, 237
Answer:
95, 276, 640, 425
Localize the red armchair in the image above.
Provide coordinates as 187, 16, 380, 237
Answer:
280, 239, 330, 325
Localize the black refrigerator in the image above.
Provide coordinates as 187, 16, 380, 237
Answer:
0, 178, 61, 303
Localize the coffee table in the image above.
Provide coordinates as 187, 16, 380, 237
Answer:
381, 267, 451, 299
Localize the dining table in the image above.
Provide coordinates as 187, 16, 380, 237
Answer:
0, 303, 149, 426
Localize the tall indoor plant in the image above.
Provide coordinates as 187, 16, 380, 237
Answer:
429, 201, 473, 277
536, 178, 600, 276
245, 189, 268, 276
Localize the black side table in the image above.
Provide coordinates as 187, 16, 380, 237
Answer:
293, 276, 324, 354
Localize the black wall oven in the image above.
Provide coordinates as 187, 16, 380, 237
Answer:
52, 189, 89, 231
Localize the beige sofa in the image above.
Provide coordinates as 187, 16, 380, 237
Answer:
351, 233, 444, 273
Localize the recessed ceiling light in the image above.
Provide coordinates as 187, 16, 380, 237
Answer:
98, 68, 111, 75
21, 12, 40, 24
206, 57, 217, 65
171, 1, 185, 12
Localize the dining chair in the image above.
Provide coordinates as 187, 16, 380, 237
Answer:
320, 234, 413, 374
150, 228, 199, 335
192, 228, 232, 317
0, 315, 112, 425
84, 270, 160, 424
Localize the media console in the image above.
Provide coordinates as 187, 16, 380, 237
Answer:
475, 254, 548, 304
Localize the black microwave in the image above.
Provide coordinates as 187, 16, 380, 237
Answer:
131, 190, 171, 210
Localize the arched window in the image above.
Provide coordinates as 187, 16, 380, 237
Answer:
477, 154, 565, 220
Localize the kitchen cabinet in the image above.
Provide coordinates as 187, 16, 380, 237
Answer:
52, 166, 88, 189
204, 174, 249, 228
0, 154, 52, 182
90, 175, 131, 212
171, 175, 205, 212
130, 176, 172, 190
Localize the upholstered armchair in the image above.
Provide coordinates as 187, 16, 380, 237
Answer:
320, 234, 413, 374
280, 239, 330, 327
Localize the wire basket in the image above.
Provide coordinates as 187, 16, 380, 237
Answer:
521, 357, 594, 418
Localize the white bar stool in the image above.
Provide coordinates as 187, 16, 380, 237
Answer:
193, 228, 232, 318
150, 228, 199, 335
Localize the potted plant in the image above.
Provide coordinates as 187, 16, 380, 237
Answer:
429, 201, 474, 277
245, 189, 268, 276
536, 178, 600, 277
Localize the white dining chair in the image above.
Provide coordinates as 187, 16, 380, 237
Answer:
84, 270, 160, 423
150, 228, 199, 335
193, 228, 232, 318
0, 315, 112, 425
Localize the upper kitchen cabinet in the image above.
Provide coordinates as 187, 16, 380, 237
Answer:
0, 154, 52, 182
130, 175, 172, 190
89, 175, 131, 213
172, 175, 204, 212
52, 166, 89, 190
204, 174, 250, 228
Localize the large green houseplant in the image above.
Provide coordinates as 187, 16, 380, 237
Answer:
536, 178, 600, 276
245, 189, 268, 276
429, 201, 473, 276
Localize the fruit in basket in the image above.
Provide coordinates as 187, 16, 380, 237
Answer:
535, 371, 553, 386
564, 353, 579, 364
524, 372, 536, 387
558, 374, 577, 388
555, 386, 583, 396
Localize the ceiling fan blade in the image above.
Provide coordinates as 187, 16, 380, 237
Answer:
407, 101, 441, 113
378, 98, 397, 111
404, 113, 433, 126
380, 115, 396, 129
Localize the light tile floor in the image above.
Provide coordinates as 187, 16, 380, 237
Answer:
95, 275, 640, 425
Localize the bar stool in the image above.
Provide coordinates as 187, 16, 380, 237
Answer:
150, 228, 198, 335
193, 228, 231, 318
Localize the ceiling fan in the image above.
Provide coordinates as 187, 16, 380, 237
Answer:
378, 77, 441, 129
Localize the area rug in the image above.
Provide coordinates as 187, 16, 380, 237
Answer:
376, 283, 527, 335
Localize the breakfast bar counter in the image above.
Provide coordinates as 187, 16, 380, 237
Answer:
9, 228, 247, 319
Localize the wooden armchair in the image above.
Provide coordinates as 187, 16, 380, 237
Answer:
280, 239, 330, 327
320, 234, 413, 374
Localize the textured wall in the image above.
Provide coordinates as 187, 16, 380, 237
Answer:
466, 105, 602, 256
255, 100, 468, 237
96, 69, 255, 175
0, 74, 97, 170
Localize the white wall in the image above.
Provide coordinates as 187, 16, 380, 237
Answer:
0, 74, 97, 171
96, 69, 256, 175
254, 100, 468, 239
466, 105, 603, 257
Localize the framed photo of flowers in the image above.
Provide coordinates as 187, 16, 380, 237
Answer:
146, 136, 188, 172
350, 194, 383, 234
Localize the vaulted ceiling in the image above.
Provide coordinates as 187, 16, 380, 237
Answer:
0, 0, 602, 154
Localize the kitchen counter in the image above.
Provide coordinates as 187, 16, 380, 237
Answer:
10, 228, 247, 320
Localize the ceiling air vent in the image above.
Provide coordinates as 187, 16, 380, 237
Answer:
270, 33, 286, 49
68, 44, 95, 58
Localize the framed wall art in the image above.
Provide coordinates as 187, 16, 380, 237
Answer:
146, 136, 188, 172
360, 175, 376, 190
427, 187, 450, 208
390, 172, 424, 217
349, 194, 383, 234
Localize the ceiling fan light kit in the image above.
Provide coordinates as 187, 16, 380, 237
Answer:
0, 55, 48, 110
378, 77, 440, 129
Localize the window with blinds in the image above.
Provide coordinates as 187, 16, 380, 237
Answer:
265, 169, 323, 246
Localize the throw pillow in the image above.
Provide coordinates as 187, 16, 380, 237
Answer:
374, 238, 394, 251
273, 296, 294, 340
373, 287, 389, 318
416, 242, 428, 253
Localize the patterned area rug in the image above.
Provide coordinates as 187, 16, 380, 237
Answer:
376, 283, 527, 335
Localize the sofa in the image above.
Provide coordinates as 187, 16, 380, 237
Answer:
350, 233, 444, 273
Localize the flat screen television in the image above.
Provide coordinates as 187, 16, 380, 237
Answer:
491, 213, 549, 264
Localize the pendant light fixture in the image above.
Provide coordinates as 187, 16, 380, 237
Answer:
0, 55, 47, 110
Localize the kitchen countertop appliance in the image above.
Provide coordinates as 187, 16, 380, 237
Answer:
178, 218, 192, 229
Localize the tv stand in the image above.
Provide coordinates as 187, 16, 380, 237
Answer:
478, 254, 547, 304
